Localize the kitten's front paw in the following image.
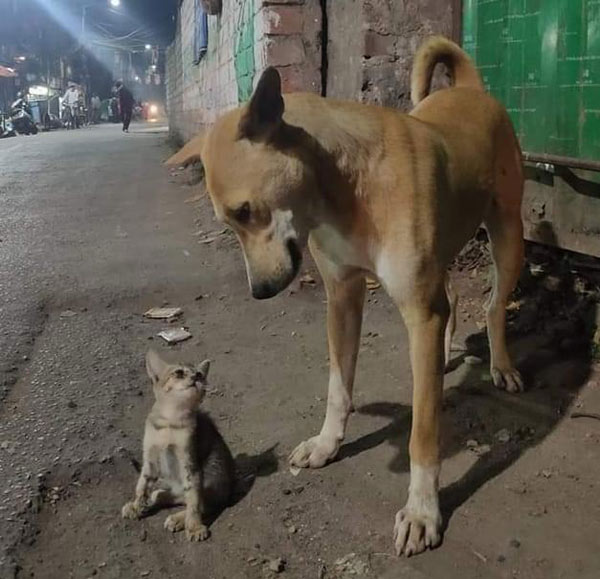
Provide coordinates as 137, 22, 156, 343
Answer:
186, 519, 210, 542
121, 501, 143, 520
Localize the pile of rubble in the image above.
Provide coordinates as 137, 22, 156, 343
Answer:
453, 230, 600, 356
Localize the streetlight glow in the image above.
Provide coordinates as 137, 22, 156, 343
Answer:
145, 44, 152, 50
110, 0, 121, 7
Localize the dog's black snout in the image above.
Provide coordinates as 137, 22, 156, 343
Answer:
252, 282, 279, 300
287, 239, 302, 275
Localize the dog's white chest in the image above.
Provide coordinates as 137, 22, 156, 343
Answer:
311, 224, 371, 271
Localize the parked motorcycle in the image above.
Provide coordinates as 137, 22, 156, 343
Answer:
0, 113, 16, 138
10, 95, 38, 135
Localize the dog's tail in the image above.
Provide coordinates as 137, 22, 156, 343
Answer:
411, 36, 483, 107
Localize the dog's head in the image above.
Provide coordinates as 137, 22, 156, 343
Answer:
167, 68, 318, 299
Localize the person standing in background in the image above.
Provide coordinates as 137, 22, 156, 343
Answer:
114, 80, 134, 133
90, 94, 101, 124
62, 82, 81, 128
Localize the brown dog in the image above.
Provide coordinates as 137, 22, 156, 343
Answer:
167, 36, 524, 556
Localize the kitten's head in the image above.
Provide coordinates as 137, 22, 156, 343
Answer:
145, 349, 210, 408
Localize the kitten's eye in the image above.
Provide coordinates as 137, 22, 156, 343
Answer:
233, 202, 251, 224
174, 369, 185, 379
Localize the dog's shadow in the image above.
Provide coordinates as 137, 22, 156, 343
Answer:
337, 292, 596, 531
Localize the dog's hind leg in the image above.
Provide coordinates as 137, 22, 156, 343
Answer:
444, 274, 457, 369
483, 130, 525, 392
483, 203, 524, 392
289, 243, 365, 469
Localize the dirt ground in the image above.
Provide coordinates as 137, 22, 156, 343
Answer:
2, 127, 600, 579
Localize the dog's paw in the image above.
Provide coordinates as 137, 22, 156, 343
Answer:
491, 366, 524, 393
394, 504, 442, 557
164, 512, 185, 533
185, 520, 210, 542
288, 435, 339, 469
121, 501, 143, 520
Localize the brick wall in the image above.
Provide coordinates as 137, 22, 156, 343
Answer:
327, 0, 456, 110
167, 0, 456, 142
167, 0, 322, 142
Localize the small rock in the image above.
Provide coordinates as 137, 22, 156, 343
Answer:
59, 309, 78, 319
495, 428, 511, 443
268, 557, 286, 573
466, 439, 491, 456
67, 401, 77, 409
299, 273, 316, 287
287, 525, 297, 535
509, 539, 521, 549
334, 553, 368, 575
497, 554, 506, 563
140, 528, 147, 542
542, 275, 561, 292
465, 355, 483, 366
140, 572, 151, 577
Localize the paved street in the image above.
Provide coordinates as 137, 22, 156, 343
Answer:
1, 123, 599, 579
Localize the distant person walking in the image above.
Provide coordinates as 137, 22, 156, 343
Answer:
114, 80, 134, 133
62, 82, 81, 128
90, 94, 101, 124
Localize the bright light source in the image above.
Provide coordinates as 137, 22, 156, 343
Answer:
15, 56, 26, 62
145, 44, 152, 50
151, 64, 157, 70
134, 75, 140, 82
109, 0, 120, 7
29, 85, 49, 96
149, 104, 158, 115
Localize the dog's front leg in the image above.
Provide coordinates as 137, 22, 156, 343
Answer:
394, 285, 448, 557
289, 263, 365, 469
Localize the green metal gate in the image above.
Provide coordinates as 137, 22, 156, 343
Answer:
462, 0, 600, 166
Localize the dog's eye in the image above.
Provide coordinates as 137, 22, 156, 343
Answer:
174, 369, 185, 379
233, 202, 251, 224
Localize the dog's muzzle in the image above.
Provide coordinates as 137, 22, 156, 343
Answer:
251, 239, 302, 300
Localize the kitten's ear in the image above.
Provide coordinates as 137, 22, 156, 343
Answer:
146, 349, 169, 384
196, 359, 210, 381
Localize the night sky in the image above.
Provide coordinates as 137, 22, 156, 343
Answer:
117, 0, 177, 45
70, 0, 177, 47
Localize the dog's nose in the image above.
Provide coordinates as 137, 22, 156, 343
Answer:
251, 282, 278, 300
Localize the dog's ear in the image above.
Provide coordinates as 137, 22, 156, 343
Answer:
238, 67, 284, 140
165, 133, 205, 167
146, 349, 169, 384
195, 359, 211, 381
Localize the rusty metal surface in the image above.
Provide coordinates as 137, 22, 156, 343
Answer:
523, 152, 600, 173
523, 164, 600, 258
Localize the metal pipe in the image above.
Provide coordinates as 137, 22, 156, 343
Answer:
523, 151, 600, 173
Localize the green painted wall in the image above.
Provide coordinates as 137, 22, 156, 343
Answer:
234, 0, 255, 103
463, 0, 600, 162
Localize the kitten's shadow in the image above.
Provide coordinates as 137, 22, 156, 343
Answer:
204, 444, 279, 524
133, 445, 279, 525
